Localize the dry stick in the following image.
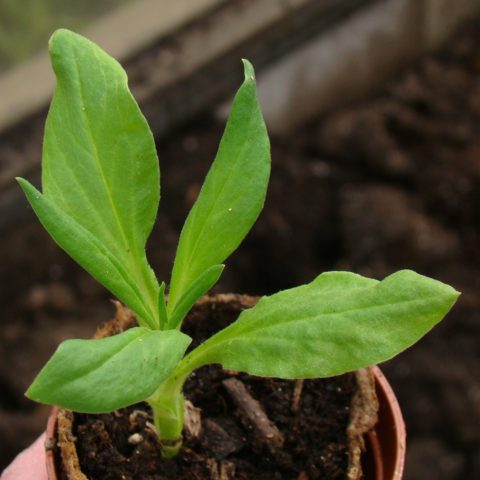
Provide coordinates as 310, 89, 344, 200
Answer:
206, 459, 235, 480
222, 377, 284, 452
291, 379, 304, 412
206, 458, 220, 480
184, 400, 202, 439
220, 460, 236, 480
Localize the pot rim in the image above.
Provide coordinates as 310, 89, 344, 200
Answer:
367, 366, 406, 480
45, 404, 58, 480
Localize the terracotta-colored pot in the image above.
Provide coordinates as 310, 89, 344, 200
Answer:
363, 367, 406, 480
45, 366, 405, 480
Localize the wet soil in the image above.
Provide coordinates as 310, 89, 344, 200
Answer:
1, 18, 480, 480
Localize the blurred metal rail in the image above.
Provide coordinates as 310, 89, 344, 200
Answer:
0, 0, 374, 230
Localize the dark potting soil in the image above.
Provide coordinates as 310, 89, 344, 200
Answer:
74, 373, 355, 480
72, 301, 356, 480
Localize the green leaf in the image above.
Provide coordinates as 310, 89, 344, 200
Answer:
26, 328, 191, 413
181, 270, 459, 378
167, 264, 225, 329
18, 29, 160, 328
18, 179, 155, 325
167, 60, 270, 315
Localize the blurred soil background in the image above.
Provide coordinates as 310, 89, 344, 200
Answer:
1, 15, 480, 480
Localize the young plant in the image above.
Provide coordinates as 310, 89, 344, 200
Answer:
20, 29, 459, 458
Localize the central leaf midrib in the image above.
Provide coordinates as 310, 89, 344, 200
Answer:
60, 329, 149, 386
72, 55, 158, 325
47, 126, 123, 253
73, 56, 131, 253
231, 295, 437, 337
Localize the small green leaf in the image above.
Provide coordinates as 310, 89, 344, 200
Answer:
26, 328, 191, 413
19, 29, 160, 327
167, 264, 225, 329
181, 270, 459, 378
167, 60, 270, 315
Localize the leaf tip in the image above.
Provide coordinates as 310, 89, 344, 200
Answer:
241, 59, 255, 82
24, 382, 40, 403
448, 286, 461, 305
49, 28, 75, 52
48, 29, 92, 74
16, 176, 33, 192
394, 269, 460, 314
16, 177, 41, 199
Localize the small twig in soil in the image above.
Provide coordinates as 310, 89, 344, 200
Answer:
222, 377, 284, 452
184, 399, 202, 439
206, 459, 236, 480
220, 460, 236, 480
145, 420, 157, 435
206, 458, 220, 480
292, 379, 304, 412
128, 409, 148, 424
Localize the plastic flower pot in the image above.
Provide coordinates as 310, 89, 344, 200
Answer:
363, 367, 406, 480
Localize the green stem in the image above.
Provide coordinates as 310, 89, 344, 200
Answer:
146, 344, 212, 457
147, 371, 188, 458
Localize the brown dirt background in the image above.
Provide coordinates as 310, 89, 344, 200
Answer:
1, 21, 480, 480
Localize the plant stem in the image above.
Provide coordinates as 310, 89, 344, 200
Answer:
147, 372, 187, 458
147, 347, 210, 457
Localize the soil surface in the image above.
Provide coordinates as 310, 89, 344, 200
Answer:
1, 18, 480, 480
75, 373, 354, 480
72, 300, 356, 480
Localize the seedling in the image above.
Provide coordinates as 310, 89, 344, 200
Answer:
20, 30, 459, 458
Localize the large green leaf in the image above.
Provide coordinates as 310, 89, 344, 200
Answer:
167, 60, 270, 324
26, 328, 191, 413
18, 29, 160, 328
181, 270, 459, 378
